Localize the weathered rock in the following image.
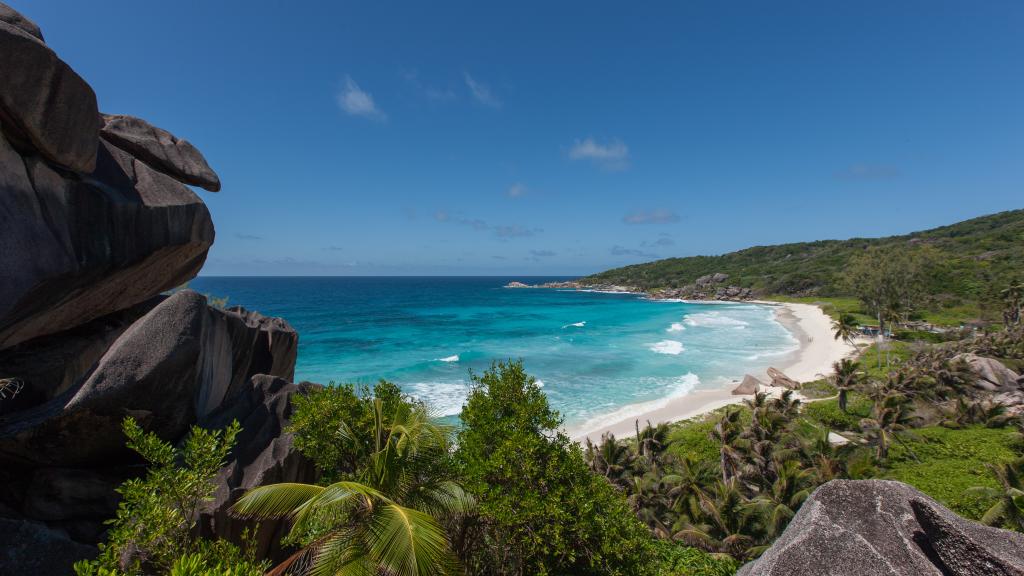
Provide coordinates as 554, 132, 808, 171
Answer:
101, 114, 221, 191
732, 374, 762, 395
198, 375, 320, 560
767, 367, 801, 389
956, 353, 1020, 391
712, 272, 729, 283
0, 135, 214, 350
0, 517, 97, 575
0, 298, 161, 415
0, 1, 43, 40
0, 21, 99, 172
0, 291, 298, 466
23, 467, 126, 521
737, 479, 1024, 576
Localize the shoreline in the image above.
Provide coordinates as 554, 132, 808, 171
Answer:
568, 300, 857, 444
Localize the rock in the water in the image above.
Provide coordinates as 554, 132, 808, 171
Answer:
0, 135, 214, 350
767, 367, 801, 389
737, 479, 1024, 576
100, 114, 221, 191
0, 21, 99, 172
732, 374, 762, 395
0, 1, 43, 40
0, 518, 97, 575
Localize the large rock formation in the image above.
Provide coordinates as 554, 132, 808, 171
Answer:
738, 479, 1024, 576
0, 4, 317, 574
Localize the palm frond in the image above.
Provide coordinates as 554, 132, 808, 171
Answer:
231, 483, 325, 520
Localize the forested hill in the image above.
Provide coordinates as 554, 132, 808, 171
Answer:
583, 209, 1024, 304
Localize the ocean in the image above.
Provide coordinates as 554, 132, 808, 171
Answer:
188, 277, 799, 432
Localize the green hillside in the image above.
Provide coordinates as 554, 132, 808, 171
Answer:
583, 209, 1024, 320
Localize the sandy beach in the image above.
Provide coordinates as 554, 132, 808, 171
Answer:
570, 301, 857, 443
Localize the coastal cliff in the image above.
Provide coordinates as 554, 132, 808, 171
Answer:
0, 5, 317, 572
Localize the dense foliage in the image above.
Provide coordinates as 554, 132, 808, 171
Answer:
75, 418, 266, 576
583, 209, 1024, 319
455, 361, 656, 575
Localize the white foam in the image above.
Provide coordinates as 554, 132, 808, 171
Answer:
436, 355, 460, 363
666, 322, 686, 332
683, 311, 749, 329
406, 381, 470, 417
562, 321, 586, 328
572, 373, 700, 435
649, 340, 685, 355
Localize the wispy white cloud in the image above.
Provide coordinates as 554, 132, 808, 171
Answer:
622, 209, 679, 225
530, 249, 556, 257
505, 183, 527, 198
337, 75, 386, 120
235, 233, 263, 240
464, 72, 502, 108
611, 245, 658, 259
568, 137, 630, 170
642, 236, 675, 247
402, 70, 456, 102
435, 211, 541, 239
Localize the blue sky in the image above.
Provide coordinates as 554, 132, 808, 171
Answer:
21, 1, 1024, 276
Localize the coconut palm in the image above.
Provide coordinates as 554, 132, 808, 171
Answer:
831, 313, 860, 347
671, 479, 763, 559
1002, 280, 1024, 327
585, 432, 635, 488
830, 358, 862, 413
231, 400, 470, 576
859, 391, 917, 460
751, 457, 814, 539
710, 408, 746, 483
967, 459, 1024, 531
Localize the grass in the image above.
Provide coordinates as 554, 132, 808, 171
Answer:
801, 393, 872, 431
800, 378, 837, 400
764, 295, 874, 324
859, 340, 915, 380
666, 406, 752, 466
884, 425, 1021, 520
652, 541, 740, 576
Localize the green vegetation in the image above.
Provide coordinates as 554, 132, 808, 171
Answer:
75, 418, 265, 576
885, 426, 1021, 520
584, 209, 1024, 324
457, 361, 654, 575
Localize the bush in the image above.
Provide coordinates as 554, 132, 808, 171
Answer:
651, 541, 741, 576
74, 418, 266, 576
456, 360, 655, 575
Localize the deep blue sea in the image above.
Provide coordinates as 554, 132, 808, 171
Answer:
189, 277, 798, 432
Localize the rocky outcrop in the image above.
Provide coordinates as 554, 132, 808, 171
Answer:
648, 272, 753, 302
0, 5, 315, 573
0, 133, 215, 350
737, 479, 1024, 576
767, 367, 801, 390
198, 375, 320, 559
956, 353, 1020, 391
732, 374, 763, 395
101, 114, 221, 192
0, 20, 98, 172
0, 2, 42, 39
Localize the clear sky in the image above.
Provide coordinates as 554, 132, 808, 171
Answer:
19, 1, 1024, 276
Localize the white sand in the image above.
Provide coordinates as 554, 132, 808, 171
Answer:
569, 301, 857, 444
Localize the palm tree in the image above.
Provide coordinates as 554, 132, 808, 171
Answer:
859, 391, 916, 460
671, 479, 763, 559
710, 408, 746, 483
831, 313, 860, 348
231, 400, 469, 576
585, 433, 635, 488
1002, 280, 1024, 327
830, 358, 862, 413
967, 459, 1024, 531
751, 457, 813, 539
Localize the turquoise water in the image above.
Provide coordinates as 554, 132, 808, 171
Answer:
188, 277, 798, 431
